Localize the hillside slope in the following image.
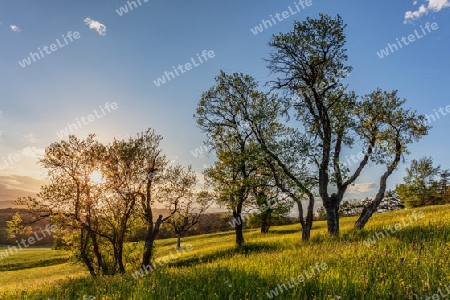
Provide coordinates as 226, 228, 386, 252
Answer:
0, 205, 449, 299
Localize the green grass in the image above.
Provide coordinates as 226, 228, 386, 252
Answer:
1, 205, 450, 299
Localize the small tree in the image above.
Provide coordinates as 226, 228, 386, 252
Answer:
438, 169, 450, 201
396, 157, 441, 207
196, 72, 271, 246
165, 174, 212, 248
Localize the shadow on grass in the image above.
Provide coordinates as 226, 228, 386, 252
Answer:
305, 222, 450, 247
267, 229, 300, 234
0, 257, 69, 272
169, 242, 279, 268
0, 267, 277, 300
0, 262, 408, 299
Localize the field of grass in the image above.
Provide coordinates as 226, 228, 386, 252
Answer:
1, 205, 450, 299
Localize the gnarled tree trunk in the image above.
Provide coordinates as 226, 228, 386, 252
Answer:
142, 215, 163, 268
354, 140, 401, 229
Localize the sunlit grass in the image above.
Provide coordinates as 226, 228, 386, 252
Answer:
0, 204, 449, 299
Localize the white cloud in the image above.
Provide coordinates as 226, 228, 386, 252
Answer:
84, 18, 107, 36
20, 147, 45, 158
404, 0, 450, 23
10, 25, 21, 32
346, 182, 377, 194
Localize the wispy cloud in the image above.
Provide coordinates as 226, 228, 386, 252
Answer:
84, 18, 107, 36
20, 147, 45, 158
404, 0, 450, 23
0, 175, 44, 207
10, 25, 21, 32
346, 182, 377, 194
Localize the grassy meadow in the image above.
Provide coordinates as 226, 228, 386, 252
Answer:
0, 205, 449, 299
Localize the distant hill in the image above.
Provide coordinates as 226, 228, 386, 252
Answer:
0, 208, 235, 246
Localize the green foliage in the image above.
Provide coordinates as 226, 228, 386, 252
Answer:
397, 156, 442, 207
5, 212, 24, 238
246, 211, 292, 229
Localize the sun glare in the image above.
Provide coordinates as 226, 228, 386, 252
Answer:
89, 171, 104, 184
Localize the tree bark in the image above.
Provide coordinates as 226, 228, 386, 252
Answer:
260, 210, 271, 233
87, 227, 108, 275
177, 232, 181, 249
235, 222, 244, 246
80, 228, 96, 277
142, 215, 163, 268
302, 194, 315, 241
233, 210, 244, 246
354, 140, 402, 229
324, 194, 340, 235
114, 239, 125, 274
354, 173, 389, 229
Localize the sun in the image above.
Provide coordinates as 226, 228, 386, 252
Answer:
89, 171, 104, 184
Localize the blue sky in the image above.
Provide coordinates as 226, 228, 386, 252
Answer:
0, 0, 449, 207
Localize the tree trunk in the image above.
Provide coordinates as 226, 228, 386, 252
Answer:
235, 223, 244, 246
260, 210, 271, 233
142, 215, 163, 268
325, 206, 339, 235
302, 194, 315, 241
80, 228, 96, 277
354, 169, 396, 229
354, 141, 402, 230
233, 201, 245, 246
87, 227, 108, 275
177, 232, 181, 249
115, 239, 125, 274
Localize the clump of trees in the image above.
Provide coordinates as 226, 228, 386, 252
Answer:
195, 14, 428, 243
8, 130, 212, 276
396, 157, 449, 207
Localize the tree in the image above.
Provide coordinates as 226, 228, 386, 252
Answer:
162, 167, 212, 249
249, 181, 293, 233
195, 72, 269, 246
118, 131, 196, 269
438, 169, 450, 201
203, 147, 258, 246
13, 129, 198, 275
354, 90, 428, 229
265, 14, 376, 235
396, 157, 441, 207
196, 71, 316, 242
167, 189, 212, 248
15, 135, 111, 276
265, 14, 429, 235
